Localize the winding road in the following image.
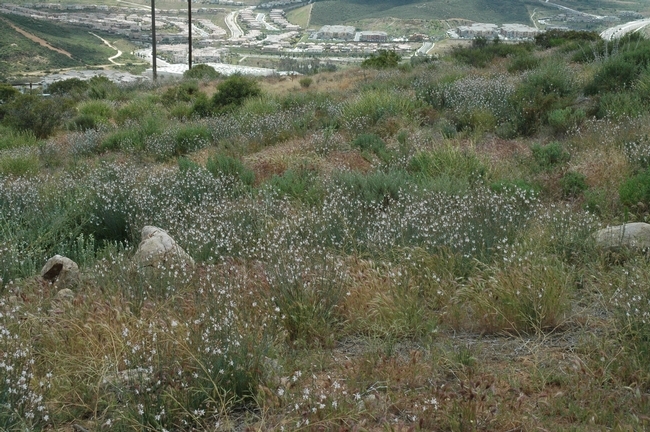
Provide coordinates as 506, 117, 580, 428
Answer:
89, 32, 124, 65
225, 10, 244, 39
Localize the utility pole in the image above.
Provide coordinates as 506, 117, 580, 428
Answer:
151, 0, 157, 80
188, 0, 192, 70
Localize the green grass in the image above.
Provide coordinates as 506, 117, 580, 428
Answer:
311, 0, 530, 26
4, 29, 650, 431
286, 4, 312, 29
0, 13, 118, 75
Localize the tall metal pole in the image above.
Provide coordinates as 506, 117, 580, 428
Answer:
151, 0, 157, 80
188, 0, 192, 70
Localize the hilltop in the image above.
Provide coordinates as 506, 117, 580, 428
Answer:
3, 30, 650, 431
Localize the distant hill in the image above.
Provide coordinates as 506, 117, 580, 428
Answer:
310, 0, 534, 26
0, 14, 116, 78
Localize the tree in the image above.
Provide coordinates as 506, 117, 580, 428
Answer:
183, 64, 220, 80
1, 93, 73, 138
361, 50, 400, 69
0, 84, 19, 105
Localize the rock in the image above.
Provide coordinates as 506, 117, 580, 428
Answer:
133, 226, 195, 268
40, 255, 80, 288
55, 288, 75, 301
594, 222, 650, 251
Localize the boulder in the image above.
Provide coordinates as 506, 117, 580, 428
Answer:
40, 255, 80, 288
594, 222, 650, 251
133, 226, 194, 268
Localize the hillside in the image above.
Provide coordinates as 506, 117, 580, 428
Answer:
0, 14, 129, 78
3, 31, 650, 430
311, 0, 533, 25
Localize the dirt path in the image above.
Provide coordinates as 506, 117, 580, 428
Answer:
89, 32, 124, 65
0, 17, 73, 59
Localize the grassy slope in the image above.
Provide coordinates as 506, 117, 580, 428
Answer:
0, 14, 130, 77
311, 0, 534, 25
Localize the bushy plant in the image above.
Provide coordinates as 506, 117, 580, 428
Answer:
267, 167, 323, 205
1, 93, 73, 138
560, 171, 588, 197
47, 77, 88, 96
361, 49, 400, 69
205, 153, 255, 186
0, 149, 40, 177
183, 63, 220, 80
465, 256, 572, 334
299, 76, 313, 88
0, 84, 20, 104
0, 126, 39, 150
211, 74, 262, 113
161, 81, 201, 107
408, 146, 487, 183
620, 168, 650, 207
547, 107, 586, 134
352, 133, 392, 163
531, 141, 570, 171
173, 124, 211, 156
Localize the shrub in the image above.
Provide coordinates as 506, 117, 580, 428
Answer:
267, 168, 323, 205
174, 124, 212, 156
361, 49, 400, 69
0, 150, 40, 177
211, 74, 261, 112
531, 141, 570, 170
596, 91, 647, 119
0, 84, 19, 104
0, 127, 38, 150
47, 78, 89, 96
408, 146, 487, 183
299, 76, 313, 88
161, 81, 201, 107
511, 62, 577, 135
620, 168, 650, 207
205, 153, 255, 186
87, 75, 118, 100
1, 93, 73, 138
560, 171, 588, 197
547, 107, 586, 134
507, 53, 540, 73
352, 133, 392, 163
466, 257, 572, 334
586, 57, 639, 95
333, 169, 410, 207
183, 63, 220, 80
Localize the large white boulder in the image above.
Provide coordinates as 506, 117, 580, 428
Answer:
594, 222, 650, 251
133, 226, 194, 267
40, 255, 80, 288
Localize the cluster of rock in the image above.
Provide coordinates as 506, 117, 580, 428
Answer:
39, 226, 194, 298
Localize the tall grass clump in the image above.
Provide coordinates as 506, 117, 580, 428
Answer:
340, 89, 420, 132
408, 146, 488, 184
267, 253, 348, 347
463, 255, 572, 334
0, 300, 50, 429
205, 153, 255, 186
0, 126, 39, 150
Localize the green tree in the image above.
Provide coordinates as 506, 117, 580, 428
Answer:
183, 64, 220, 80
1, 93, 72, 138
361, 50, 400, 69
0, 84, 19, 104
211, 74, 261, 112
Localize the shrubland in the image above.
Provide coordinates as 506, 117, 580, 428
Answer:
3, 33, 650, 430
